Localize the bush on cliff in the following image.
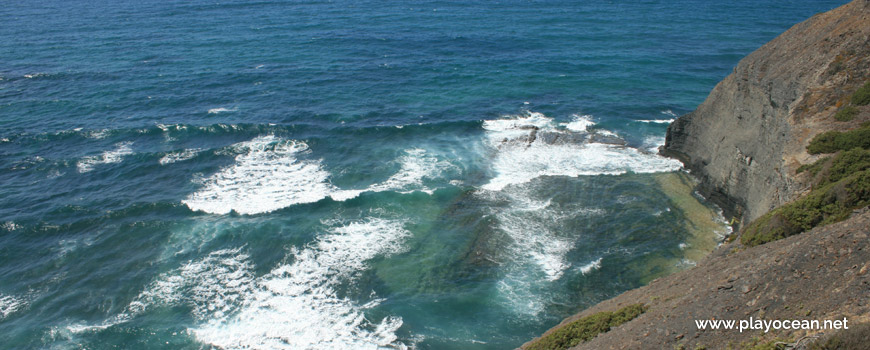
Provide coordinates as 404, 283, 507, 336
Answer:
526, 304, 647, 350
834, 105, 858, 121
806, 122, 870, 154
742, 166, 870, 247
851, 81, 870, 106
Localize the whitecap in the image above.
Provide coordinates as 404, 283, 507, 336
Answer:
0, 293, 25, 319
207, 107, 238, 114
636, 118, 675, 124
2, 221, 20, 231
364, 148, 457, 195
77, 142, 134, 173
188, 218, 410, 350
85, 129, 110, 139
579, 258, 602, 275
661, 109, 678, 117
184, 136, 455, 214
23, 72, 50, 79
561, 114, 596, 132
159, 148, 201, 165
183, 136, 335, 215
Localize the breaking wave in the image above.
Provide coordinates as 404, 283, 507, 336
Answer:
481, 112, 682, 191
76, 142, 134, 173
184, 136, 455, 215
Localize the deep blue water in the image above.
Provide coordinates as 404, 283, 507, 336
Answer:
0, 1, 847, 349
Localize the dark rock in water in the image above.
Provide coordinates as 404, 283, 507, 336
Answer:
662, 0, 870, 224
587, 132, 626, 147
535, 130, 588, 146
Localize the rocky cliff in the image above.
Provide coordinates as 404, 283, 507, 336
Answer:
662, 0, 870, 223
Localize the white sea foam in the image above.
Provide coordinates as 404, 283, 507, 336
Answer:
184, 136, 454, 214
2, 221, 21, 231
365, 148, 457, 195
0, 294, 25, 319
159, 148, 201, 165
579, 258, 602, 275
85, 129, 111, 139
183, 136, 335, 215
190, 218, 410, 350
637, 118, 675, 124
132, 247, 256, 321
482, 111, 554, 142
643, 135, 667, 153
207, 107, 238, 114
483, 142, 682, 191
77, 142, 134, 173
488, 186, 607, 317
497, 195, 573, 281
481, 112, 682, 191
561, 114, 596, 132
23, 72, 50, 79
661, 109, 678, 117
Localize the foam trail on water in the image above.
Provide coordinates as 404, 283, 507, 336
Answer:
367, 148, 457, 194
192, 218, 410, 349
183, 136, 335, 215
77, 142, 134, 173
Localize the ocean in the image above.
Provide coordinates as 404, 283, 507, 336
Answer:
0, 1, 846, 349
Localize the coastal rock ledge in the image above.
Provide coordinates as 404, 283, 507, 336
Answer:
525, 1, 869, 349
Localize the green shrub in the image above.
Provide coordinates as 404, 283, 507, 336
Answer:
741, 168, 870, 246
526, 304, 647, 350
833, 105, 858, 121
796, 156, 830, 176
807, 124, 870, 154
851, 81, 870, 106
823, 148, 870, 185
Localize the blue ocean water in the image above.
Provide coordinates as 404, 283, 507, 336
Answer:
0, 1, 847, 349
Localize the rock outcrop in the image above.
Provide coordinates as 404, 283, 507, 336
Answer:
662, 0, 870, 223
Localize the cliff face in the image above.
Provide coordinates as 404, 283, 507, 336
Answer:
663, 0, 870, 223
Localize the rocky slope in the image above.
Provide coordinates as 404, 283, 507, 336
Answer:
662, 0, 870, 223
524, 1, 870, 348
526, 210, 870, 350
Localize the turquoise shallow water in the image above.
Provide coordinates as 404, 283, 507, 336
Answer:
0, 1, 847, 349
